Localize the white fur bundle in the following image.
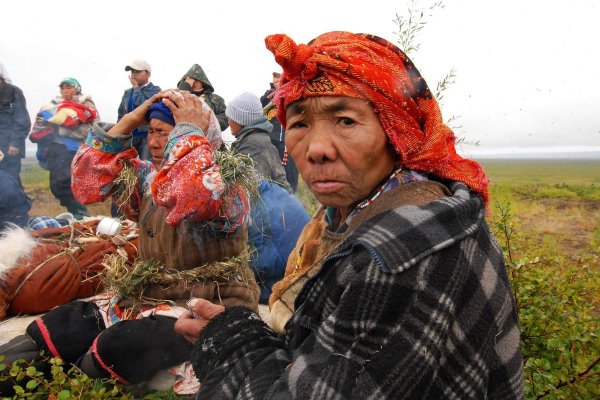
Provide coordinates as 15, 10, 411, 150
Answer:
0, 225, 37, 281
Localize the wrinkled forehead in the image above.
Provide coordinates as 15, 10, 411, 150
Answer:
285, 96, 374, 119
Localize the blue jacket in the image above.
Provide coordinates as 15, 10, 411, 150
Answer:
0, 81, 31, 157
117, 82, 161, 137
248, 180, 310, 303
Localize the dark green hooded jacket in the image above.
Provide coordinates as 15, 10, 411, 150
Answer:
177, 64, 228, 130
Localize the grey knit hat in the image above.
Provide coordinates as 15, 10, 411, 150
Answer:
226, 92, 263, 126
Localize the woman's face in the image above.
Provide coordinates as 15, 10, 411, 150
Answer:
60, 84, 77, 101
285, 96, 396, 219
148, 118, 174, 167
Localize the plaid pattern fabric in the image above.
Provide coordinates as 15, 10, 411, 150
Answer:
27, 216, 62, 230
191, 182, 524, 399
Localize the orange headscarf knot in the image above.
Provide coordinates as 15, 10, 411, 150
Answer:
264, 31, 489, 204
265, 34, 317, 81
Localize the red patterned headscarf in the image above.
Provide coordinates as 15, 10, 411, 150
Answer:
265, 31, 489, 203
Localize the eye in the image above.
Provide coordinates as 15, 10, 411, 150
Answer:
287, 120, 307, 130
339, 117, 356, 126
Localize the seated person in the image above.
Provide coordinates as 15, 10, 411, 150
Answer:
0, 90, 260, 393
175, 32, 524, 399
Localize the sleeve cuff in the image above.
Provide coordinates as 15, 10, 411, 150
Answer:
162, 122, 206, 156
86, 123, 132, 154
192, 306, 271, 380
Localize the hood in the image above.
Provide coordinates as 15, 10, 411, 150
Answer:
178, 64, 215, 93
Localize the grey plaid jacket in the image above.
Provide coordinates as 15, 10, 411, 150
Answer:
191, 182, 524, 399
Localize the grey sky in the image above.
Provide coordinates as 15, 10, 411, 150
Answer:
2, 0, 599, 156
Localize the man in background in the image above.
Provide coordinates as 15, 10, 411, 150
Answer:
261, 71, 299, 192
0, 63, 31, 187
177, 64, 228, 131
118, 59, 160, 160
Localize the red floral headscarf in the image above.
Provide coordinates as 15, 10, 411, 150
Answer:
265, 31, 489, 203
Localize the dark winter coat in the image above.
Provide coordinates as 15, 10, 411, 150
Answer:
260, 86, 284, 143
231, 117, 291, 192
0, 81, 31, 157
177, 64, 228, 130
260, 87, 299, 192
190, 181, 524, 399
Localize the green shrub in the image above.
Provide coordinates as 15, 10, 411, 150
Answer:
0, 355, 131, 399
492, 203, 600, 399
0, 355, 184, 400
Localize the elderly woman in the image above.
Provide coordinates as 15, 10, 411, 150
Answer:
175, 32, 524, 399
3, 91, 260, 389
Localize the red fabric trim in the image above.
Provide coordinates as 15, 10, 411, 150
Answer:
35, 318, 62, 359
91, 336, 130, 385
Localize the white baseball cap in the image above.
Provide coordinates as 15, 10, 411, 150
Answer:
125, 59, 151, 73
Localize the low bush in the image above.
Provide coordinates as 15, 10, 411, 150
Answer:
492, 202, 600, 399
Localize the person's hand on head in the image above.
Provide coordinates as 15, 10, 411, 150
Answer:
174, 298, 225, 343
108, 91, 169, 136
162, 90, 211, 133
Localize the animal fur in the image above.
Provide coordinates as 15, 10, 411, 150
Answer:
0, 225, 37, 281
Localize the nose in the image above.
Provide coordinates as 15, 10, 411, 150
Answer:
306, 125, 337, 164
147, 135, 161, 152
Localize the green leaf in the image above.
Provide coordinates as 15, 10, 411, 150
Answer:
541, 359, 551, 370
57, 389, 71, 400
26, 379, 39, 390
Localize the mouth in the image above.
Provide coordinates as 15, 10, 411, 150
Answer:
309, 179, 346, 195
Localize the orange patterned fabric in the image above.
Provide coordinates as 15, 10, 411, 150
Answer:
265, 31, 489, 203
151, 135, 225, 226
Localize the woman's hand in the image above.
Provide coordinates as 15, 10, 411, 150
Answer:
162, 90, 211, 133
108, 91, 168, 136
175, 298, 225, 343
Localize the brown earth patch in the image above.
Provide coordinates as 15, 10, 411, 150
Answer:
26, 187, 112, 218
515, 197, 599, 256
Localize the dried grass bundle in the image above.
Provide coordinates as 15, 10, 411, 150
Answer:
101, 254, 160, 297
101, 248, 252, 299
215, 150, 260, 198
113, 162, 137, 207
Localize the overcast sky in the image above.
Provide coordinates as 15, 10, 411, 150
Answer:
2, 0, 599, 156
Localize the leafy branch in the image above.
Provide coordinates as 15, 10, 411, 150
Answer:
393, 0, 445, 55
